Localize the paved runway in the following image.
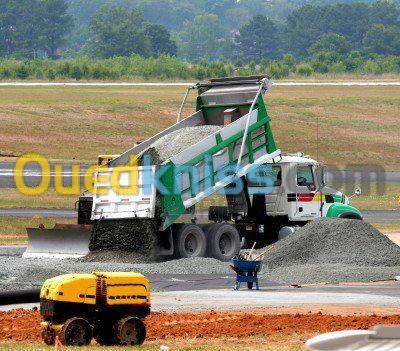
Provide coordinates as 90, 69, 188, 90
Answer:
1, 278, 400, 312
0, 207, 399, 222
1, 161, 399, 188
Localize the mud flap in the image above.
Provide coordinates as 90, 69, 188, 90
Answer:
23, 225, 92, 259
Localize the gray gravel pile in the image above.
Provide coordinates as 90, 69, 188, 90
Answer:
89, 219, 158, 258
138, 125, 221, 165
0, 256, 230, 292
83, 250, 151, 264
264, 218, 400, 284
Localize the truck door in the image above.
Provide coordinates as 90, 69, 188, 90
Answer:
293, 165, 320, 219
247, 165, 283, 216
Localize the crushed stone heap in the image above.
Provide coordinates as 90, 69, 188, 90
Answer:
264, 218, 400, 284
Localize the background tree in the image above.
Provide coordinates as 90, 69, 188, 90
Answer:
179, 14, 226, 62
285, 5, 326, 57
363, 24, 400, 55
89, 6, 152, 58
144, 24, 177, 57
237, 15, 279, 62
369, 0, 400, 27
39, 0, 73, 58
308, 33, 351, 56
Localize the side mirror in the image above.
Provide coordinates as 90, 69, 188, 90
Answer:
315, 165, 327, 191
355, 188, 362, 196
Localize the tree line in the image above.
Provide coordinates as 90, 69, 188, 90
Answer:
0, 0, 400, 77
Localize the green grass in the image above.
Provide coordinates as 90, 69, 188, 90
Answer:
0, 217, 75, 245
344, 182, 400, 211
0, 85, 399, 169
0, 189, 76, 209
0, 336, 309, 351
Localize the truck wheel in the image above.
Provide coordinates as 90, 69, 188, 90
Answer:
173, 224, 207, 258
338, 212, 363, 220
115, 317, 146, 346
206, 224, 240, 262
59, 317, 92, 346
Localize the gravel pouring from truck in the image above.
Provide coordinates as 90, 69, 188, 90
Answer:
23, 76, 362, 261
89, 77, 281, 260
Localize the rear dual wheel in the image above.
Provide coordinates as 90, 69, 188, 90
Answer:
173, 223, 240, 261
173, 224, 207, 258
205, 224, 241, 262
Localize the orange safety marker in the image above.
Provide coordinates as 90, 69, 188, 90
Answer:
54, 336, 66, 351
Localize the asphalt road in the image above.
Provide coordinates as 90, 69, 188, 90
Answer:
1, 277, 400, 312
1, 161, 399, 188
0, 207, 399, 222
0, 161, 90, 188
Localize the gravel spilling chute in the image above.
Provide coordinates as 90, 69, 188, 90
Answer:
90, 125, 221, 260
264, 218, 400, 284
138, 125, 221, 165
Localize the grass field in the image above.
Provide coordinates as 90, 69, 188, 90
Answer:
0, 335, 310, 351
0, 217, 76, 245
0, 85, 399, 169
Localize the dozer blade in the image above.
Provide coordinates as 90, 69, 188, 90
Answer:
23, 224, 92, 259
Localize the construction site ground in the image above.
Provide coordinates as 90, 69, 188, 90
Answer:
2, 309, 399, 351
0, 84, 399, 350
1, 272, 400, 350
0, 222, 399, 349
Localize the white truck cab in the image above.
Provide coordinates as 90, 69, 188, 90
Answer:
246, 153, 362, 223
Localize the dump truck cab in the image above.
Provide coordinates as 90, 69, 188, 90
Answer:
228, 154, 362, 245
249, 154, 362, 222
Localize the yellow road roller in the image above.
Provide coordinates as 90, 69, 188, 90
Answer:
40, 272, 151, 346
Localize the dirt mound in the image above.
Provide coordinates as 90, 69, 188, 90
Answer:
265, 218, 400, 284
2, 309, 400, 342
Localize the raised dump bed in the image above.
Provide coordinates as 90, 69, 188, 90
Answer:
91, 77, 281, 230
23, 76, 282, 261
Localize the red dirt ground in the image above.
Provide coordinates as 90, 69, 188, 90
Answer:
1, 308, 400, 342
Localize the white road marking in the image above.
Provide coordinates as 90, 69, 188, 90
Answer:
0, 171, 86, 177
0, 82, 399, 87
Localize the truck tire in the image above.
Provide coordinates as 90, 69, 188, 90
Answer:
173, 224, 207, 259
206, 224, 240, 262
338, 212, 363, 220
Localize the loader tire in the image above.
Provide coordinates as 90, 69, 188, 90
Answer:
173, 224, 207, 259
206, 224, 240, 262
114, 317, 146, 346
59, 317, 92, 346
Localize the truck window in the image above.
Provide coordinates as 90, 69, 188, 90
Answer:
297, 165, 315, 188
248, 166, 282, 187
